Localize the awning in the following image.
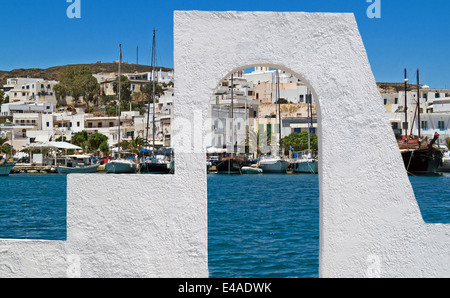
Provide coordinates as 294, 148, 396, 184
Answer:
25, 142, 82, 150
207, 146, 227, 154
49, 142, 82, 150
35, 134, 51, 143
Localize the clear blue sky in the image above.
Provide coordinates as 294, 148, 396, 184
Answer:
1, 0, 450, 88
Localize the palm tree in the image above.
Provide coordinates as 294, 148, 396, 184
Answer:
242, 128, 271, 156
130, 136, 146, 154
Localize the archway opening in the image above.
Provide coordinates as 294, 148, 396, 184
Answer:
206, 64, 321, 278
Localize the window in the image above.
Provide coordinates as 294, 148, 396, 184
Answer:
392, 122, 399, 130
438, 121, 446, 130
77, 122, 80, 127
421, 121, 428, 130
109, 122, 113, 127
436, 93, 440, 98
46, 122, 50, 127
98, 122, 102, 128
300, 95, 304, 102
394, 98, 398, 104
88, 123, 93, 128
384, 98, 387, 105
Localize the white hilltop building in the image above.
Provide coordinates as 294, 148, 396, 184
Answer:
243, 66, 314, 104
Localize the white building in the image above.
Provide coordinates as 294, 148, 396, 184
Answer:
3, 78, 59, 103
243, 67, 314, 104
1, 101, 55, 116
382, 84, 450, 146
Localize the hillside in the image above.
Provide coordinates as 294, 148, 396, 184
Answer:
0, 62, 173, 85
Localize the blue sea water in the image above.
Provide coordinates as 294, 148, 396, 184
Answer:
0, 173, 449, 278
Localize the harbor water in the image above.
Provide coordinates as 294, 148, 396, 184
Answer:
0, 173, 449, 277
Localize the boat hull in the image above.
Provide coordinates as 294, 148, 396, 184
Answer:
402, 148, 443, 175
57, 164, 100, 174
0, 162, 16, 176
292, 159, 318, 174
258, 159, 289, 173
216, 158, 249, 174
438, 157, 450, 172
105, 160, 138, 174
140, 161, 173, 174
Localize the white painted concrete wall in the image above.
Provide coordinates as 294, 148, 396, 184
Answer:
173, 10, 450, 278
0, 10, 449, 278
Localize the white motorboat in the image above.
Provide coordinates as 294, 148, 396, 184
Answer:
241, 164, 263, 174
258, 156, 289, 173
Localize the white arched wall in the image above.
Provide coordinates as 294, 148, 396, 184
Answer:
0, 10, 448, 278
173, 10, 450, 278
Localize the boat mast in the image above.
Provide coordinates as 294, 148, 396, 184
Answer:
231, 73, 234, 157
152, 29, 157, 155
146, 29, 156, 153
118, 44, 122, 159
404, 68, 409, 139
307, 89, 311, 154
277, 69, 281, 156
417, 69, 421, 146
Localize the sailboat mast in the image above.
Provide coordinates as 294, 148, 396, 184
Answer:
152, 29, 157, 154
404, 68, 408, 139
118, 44, 122, 158
307, 90, 311, 153
231, 73, 234, 156
277, 70, 281, 155
146, 29, 156, 151
417, 69, 421, 145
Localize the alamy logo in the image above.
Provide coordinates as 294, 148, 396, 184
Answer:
367, 0, 381, 19
66, 0, 81, 19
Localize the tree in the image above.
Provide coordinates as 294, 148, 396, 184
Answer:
0, 90, 4, 105
129, 136, 145, 153
87, 133, 108, 152
280, 131, 318, 152
0, 136, 9, 154
71, 130, 88, 149
245, 128, 271, 155
141, 81, 165, 103
79, 75, 100, 110
113, 75, 132, 106
275, 98, 291, 104
53, 83, 68, 106
57, 66, 98, 106
99, 140, 110, 157
446, 138, 450, 150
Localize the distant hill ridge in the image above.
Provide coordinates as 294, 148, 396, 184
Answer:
0, 62, 173, 85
